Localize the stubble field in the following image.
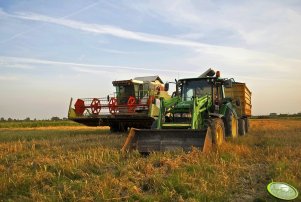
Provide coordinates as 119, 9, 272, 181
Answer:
0, 119, 300, 201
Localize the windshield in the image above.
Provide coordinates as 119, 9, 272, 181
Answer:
116, 85, 134, 104
181, 79, 211, 101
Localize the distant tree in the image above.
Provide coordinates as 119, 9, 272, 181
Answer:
51, 116, 61, 121
62, 117, 68, 120
7, 118, 12, 122
0, 117, 5, 122
24, 117, 30, 121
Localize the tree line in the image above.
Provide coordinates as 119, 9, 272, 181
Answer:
0, 117, 68, 122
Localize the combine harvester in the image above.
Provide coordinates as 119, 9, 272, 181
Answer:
68, 76, 170, 132
122, 69, 252, 153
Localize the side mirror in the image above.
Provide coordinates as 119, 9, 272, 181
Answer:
224, 79, 233, 88
164, 83, 169, 91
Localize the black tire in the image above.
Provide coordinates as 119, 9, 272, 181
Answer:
119, 124, 128, 132
238, 119, 246, 136
244, 117, 249, 133
110, 124, 119, 133
224, 109, 238, 139
110, 123, 127, 133
210, 118, 225, 146
151, 119, 158, 129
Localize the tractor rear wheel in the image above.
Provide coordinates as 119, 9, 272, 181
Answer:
211, 118, 225, 146
224, 109, 238, 139
238, 118, 246, 136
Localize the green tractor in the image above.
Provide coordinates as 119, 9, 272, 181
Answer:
122, 69, 252, 153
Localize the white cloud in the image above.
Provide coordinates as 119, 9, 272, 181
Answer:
10, 11, 209, 48
7, 11, 301, 74
0, 56, 198, 74
128, 1, 301, 57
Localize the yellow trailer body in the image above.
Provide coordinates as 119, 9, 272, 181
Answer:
224, 82, 252, 117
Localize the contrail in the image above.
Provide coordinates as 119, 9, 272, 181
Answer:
0, 1, 100, 44
0, 56, 198, 74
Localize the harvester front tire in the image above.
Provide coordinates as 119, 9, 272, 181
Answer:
224, 109, 238, 139
110, 123, 127, 133
238, 119, 246, 136
211, 118, 225, 146
110, 124, 119, 133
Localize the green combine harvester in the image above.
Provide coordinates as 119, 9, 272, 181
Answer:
122, 69, 252, 153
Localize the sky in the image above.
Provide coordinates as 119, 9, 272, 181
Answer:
0, 0, 301, 119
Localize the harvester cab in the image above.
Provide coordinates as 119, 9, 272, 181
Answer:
68, 75, 171, 131
122, 69, 251, 153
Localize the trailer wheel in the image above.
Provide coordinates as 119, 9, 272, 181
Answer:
211, 118, 225, 146
238, 119, 246, 136
224, 109, 238, 139
244, 117, 249, 133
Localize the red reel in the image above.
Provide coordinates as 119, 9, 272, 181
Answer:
90, 98, 101, 115
127, 96, 136, 112
109, 97, 118, 114
74, 99, 85, 115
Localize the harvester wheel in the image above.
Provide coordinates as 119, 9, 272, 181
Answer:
211, 118, 225, 146
110, 124, 118, 133
224, 109, 238, 139
238, 119, 246, 136
90, 98, 101, 115
110, 123, 127, 133
127, 96, 136, 113
109, 98, 118, 114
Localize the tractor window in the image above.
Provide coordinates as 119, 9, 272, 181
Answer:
181, 80, 211, 101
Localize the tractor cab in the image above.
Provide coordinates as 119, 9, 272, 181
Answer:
177, 71, 232, 113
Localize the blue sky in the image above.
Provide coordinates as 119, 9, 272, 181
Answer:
0, 0, 301, 119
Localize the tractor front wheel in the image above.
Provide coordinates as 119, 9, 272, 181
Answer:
211, 118, 225, 146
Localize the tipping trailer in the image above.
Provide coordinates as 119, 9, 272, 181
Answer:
68, 76, 170, 132
122, 69, 252, 153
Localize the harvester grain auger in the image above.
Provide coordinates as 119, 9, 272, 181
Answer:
122, 69, 252, 153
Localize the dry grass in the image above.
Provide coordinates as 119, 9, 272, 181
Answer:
0, 119, 300, 201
